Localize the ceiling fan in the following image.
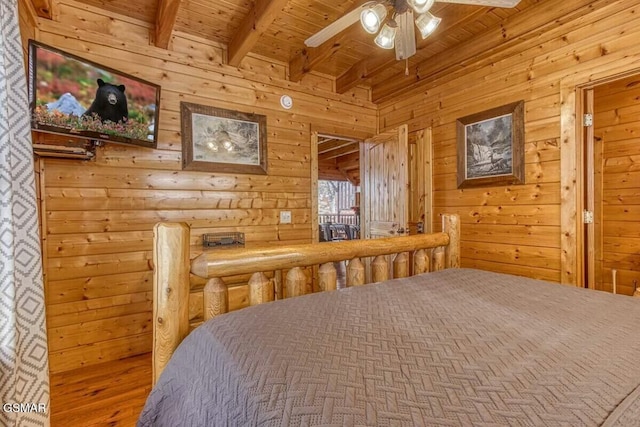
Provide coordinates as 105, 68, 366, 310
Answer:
305, 0, 521, 61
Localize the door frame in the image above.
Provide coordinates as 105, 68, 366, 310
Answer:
583, 88, 595, 290
413, 128, 433, 235
560, 66, 640, 286
310, 126, 372, 244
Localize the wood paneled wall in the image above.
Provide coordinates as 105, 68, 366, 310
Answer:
379, 0, 640, 283
408, 130, 433, 236
18, 0, 35, 57
24, 0, 376, 372
594, 75, 640, 295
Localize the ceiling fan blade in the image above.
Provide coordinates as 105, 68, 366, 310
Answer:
395, 11, 416, 61
435, 0, 521, 7
305, 1, 378, 48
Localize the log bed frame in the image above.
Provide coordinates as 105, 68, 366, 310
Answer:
152, 214, 460, 384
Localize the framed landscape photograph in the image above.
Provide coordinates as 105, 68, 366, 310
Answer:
180, 102, 267, 174
456, 100, 524, 188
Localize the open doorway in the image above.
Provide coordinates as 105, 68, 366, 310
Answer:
582, 73, 640, 295
310, 126, 430, 285
318, 180, 359, 241
313, 134, 362, 289
316, 135, 361, 243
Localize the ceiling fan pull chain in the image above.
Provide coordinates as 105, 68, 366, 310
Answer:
405, 58, 409, 76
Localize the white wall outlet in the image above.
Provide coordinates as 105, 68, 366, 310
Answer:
280, 211, 292, 224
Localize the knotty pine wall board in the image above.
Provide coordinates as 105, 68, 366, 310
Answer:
27, 0, 376, 372
380, 0, 640, 283
593, 74, 640, 294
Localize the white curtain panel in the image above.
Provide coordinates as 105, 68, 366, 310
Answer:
0, 0, 50, 425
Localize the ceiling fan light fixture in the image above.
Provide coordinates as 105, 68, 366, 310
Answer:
374, 21, 397, 49
415, 12, 441, 39
408, 0, 435, 14
360, 4, 387, 34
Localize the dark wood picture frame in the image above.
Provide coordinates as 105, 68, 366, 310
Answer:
456, 100, 524, 188
181, 102, 268, 174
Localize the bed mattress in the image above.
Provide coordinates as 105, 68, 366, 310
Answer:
138, 268, 640, 426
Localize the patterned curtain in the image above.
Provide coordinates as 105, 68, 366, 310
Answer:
0, 0, 50, 425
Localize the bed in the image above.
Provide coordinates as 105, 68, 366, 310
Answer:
138, 215, 640, 426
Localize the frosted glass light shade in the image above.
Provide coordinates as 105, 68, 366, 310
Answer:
374, 22, 397, 49
415, 12, 441, 39
408, 0, 435, 14
360, 4, 388, 34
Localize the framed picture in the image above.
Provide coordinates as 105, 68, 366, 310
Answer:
181, 102, 267, 174
456, 100, 524, 188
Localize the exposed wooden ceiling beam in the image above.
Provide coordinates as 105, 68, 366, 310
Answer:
318, 159, 350, 182
155, 0, 182, 49
317, 133, 361, 143
318, 155, 358, 184
290, 1, 379, 83
31, 0, 52, 19
371, 0, 597, 101
318, 137, 336, 144
318, 159, 338, 167
319, 143, 360, 161
318, 170, 350, 182
289, 31, 349, 82
336, 52, 395, 94
336, 4, 487, 94
336, 152, 360, 171
228, 0, 290, 67
318, 139, 355, 154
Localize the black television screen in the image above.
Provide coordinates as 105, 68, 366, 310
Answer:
28, 41, 160, 149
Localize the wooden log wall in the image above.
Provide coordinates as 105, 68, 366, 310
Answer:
593, 75, 640, 295
379, 0, 640, 283
18, 0, 36, 57
24, 0, 376, 372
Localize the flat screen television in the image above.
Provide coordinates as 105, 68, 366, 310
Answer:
28, 41, 160, 149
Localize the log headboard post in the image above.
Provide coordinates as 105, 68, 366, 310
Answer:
153, 222, 191, 385
442, 214, 460, 269
151, 215, 461, 381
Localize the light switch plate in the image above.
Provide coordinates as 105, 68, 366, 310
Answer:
280, 211, 292, 224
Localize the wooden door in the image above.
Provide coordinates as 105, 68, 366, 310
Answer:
588, 74, 640, 295
361, 125, 409, 241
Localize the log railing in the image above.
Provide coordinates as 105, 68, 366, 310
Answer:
152, 214, 460, 384
318, 213, 358, 225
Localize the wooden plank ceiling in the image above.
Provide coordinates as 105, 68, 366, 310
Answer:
55, 0, 537, 102
318, 136, 360, 185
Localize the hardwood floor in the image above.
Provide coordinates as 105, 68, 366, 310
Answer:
50, 353, 152, 426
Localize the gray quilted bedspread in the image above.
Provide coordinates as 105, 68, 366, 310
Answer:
138, 268, 640, 426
